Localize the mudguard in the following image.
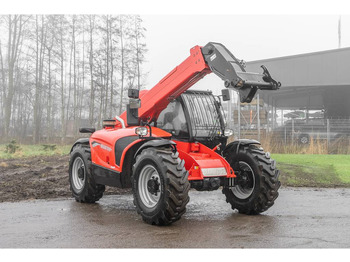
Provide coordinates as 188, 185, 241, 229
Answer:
224, 139, 261, 155
70, 138, 90, 153
134, 139, 176, 157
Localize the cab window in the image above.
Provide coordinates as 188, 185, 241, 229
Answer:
157, 101, 189, 138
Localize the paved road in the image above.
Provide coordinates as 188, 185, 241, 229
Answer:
1, 187, 350, 248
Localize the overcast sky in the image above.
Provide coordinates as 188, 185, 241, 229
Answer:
142, 15, 350, 93
2, 0, 350, 95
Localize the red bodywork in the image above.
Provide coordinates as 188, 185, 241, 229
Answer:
90, 126, 171, 172
90, 45, 235, 180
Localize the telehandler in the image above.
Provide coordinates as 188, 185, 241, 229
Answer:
69, 42, 281, 225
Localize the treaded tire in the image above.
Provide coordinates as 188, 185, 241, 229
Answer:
69, 144, 105, 203
132, 147, 190, 226
222, 144, 280, 214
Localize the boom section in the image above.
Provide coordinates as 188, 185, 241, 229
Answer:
201, 42, 280, 102
135, 45, 211, 124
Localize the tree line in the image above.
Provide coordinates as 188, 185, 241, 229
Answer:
0, 15, 147, 143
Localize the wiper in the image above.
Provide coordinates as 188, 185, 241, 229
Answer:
208, 117, 221, 141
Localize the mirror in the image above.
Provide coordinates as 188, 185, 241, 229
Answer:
221, 89, 230, 101
129, 98, 141, 109
127, 88, 141, 125
128, 88, 139, 99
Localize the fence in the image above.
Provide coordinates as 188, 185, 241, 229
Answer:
228, 112, 350, 154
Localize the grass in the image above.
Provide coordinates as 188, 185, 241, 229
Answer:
0, 144, 71, 159
1, 141, 350, 188
273, 154, 350, 187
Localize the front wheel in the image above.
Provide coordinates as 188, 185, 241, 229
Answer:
132, 147, 190, 225
69, 144, 105, 203
222, 144, 280, 214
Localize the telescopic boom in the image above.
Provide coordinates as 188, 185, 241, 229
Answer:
121, 42, 280, 126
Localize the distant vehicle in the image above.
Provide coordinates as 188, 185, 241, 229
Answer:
274, 118, 350, 144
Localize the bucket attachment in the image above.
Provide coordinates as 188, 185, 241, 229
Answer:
202, 42, 281, 103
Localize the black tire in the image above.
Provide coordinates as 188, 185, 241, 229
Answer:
222, 144, 280, 215
132, 147, 190, 225
69, 144, 105, 203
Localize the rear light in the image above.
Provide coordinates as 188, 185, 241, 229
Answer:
135, 127, 148, 136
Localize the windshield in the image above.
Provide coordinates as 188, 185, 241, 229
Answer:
182, 91, 223, 138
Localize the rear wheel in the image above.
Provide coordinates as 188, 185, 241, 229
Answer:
69, 144, 105, 203
222, 144, 280, 214
132, 147, 190, 225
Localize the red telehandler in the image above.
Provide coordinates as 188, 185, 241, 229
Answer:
69, 42, 281, 225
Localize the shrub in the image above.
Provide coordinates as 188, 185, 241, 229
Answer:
5, 140, 20, 154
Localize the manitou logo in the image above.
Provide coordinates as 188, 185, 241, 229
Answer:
91, 141, 112, 152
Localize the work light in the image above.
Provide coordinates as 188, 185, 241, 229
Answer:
135, 126, 148, 136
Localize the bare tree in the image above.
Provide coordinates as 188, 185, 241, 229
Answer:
87, 15, 96, 126
118, 15, 126, 115
58, 15, 68, 141
33, 15, 47, 144
3, 15, 27, 138
131, 15, 147, 90
0, 14, 147, 143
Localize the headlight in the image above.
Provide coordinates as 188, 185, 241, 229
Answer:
224, 128, 234, 137
135, 126, 148, 136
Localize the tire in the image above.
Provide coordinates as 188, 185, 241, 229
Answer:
132, 147, 190, 225
299, 134, 310, 144
69, 144, 105, 203
222, 144, 280, 215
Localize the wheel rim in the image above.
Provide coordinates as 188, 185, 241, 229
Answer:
232, 161, 255, 199
138, 164, 161, 208
72, 156, 85, 193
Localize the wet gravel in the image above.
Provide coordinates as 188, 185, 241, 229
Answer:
0, 187, 349, 248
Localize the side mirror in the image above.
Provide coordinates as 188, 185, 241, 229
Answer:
128, 89, 139, 99
128, 88, 141, 109
79, 127, 96, 133
129, 99, 141, 109
127, 89, 140, 126
221, 89, 230, 101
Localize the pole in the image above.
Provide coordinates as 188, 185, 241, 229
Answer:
292, 118, 295, 144
257, 93, 260, 141
227, 89, 232, 128
231, 91, 234, 128
327, 118, 330, 152
272, 100, 275, 130
281, 109, 284, 126
238, 95, 241, 139
284, 126, 287, 144
338, 16, 342, 48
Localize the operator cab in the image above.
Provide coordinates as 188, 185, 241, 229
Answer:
156, 90, 228, 150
